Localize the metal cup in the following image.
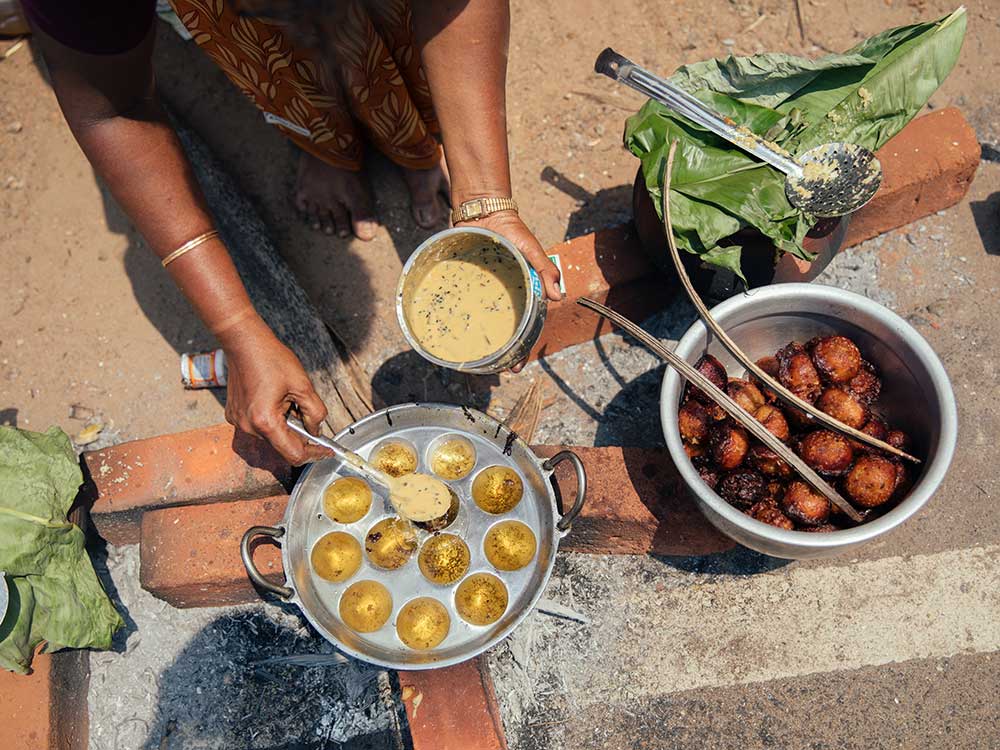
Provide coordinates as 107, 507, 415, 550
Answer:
396, 227, 547, 374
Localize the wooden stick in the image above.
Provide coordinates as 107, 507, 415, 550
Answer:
577, 297, 863, 522
659, 140, 920, 464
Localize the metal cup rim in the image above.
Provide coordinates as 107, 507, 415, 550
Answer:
395, 227, 536, 370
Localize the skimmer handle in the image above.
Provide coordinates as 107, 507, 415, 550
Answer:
595, 48, 801, 176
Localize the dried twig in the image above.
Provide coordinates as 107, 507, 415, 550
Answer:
659, 140, 919, 464
792, 0, 807, 43
505, 380, 543, 443
577, 297, 862, 522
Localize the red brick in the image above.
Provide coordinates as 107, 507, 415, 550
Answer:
530, 225, 662, 360
399, 658, 507, 750
0, 650, 89, 750
529, 108, 979, 361
83, 423, 291, 546
535, 445, 733, 556
140, 495, 288, 608
844, 107, 979, 247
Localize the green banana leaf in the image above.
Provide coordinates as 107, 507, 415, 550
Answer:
0, 426, 123, 673
624, 7, 967, 279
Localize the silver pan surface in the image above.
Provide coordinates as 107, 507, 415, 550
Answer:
243, 403, 586, 670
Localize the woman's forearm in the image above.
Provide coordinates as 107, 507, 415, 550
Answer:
40, 27, 259, 338
413, 0, 512, 204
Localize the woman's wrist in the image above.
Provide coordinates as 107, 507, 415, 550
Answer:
215, 310, 272, 354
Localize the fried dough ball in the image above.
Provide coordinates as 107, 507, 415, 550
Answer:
851, 415, 888, 452
784, 405, 817, 432
727, 378, 765, 414
751, 356, 781, 404
776, 342, 823, 403
798, 430, 855, 476
685, 354, 728, 404
847, 360, 882, 405
816, 387, 868, 429
887, 429, 911, 453
844, 454, 898, 508
780, 481, 832, 526
718, 470, 765, 509
808, 335, 861, 384
892, 459, 912, 499
747, 501, 795, 530
754, 404, 790, 443
747, 444, 793, 478
693, 457, 721, 490
709, 421, 750, 470
678, 400, 711, 445
684, 443, 705, 460
706, 403, 727, 422
802, 523, 839, 533
763, 480, 787, 504
860, 416, 889, 442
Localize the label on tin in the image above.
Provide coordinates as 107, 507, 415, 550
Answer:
180, 349, 227, 389
547, 253, 567, 295
528, 267, 543, 300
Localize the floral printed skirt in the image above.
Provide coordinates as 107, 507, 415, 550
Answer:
169, 0, 441, 171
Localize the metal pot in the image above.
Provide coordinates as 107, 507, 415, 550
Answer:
241, 403, 586, 670
631, 169, 850, 302
396, 227, 547, 374
660, 284, 958, 559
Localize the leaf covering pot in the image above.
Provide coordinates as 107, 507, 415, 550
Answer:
624, 8, 966, 280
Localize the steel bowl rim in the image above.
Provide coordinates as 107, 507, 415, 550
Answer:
395, 227, 537, 370
661, 282, 958, 550
274, 402, 571, 670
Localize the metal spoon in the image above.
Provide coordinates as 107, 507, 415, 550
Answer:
285, 417, 451, 523
594, 48, 882, 218
286, 417, 392, 490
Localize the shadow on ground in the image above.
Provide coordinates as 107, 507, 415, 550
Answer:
541, 166, 632, 240
970, 191, 1000, 255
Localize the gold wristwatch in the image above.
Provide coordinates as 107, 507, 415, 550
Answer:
451, 196, 518, 224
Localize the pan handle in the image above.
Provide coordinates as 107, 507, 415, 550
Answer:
543, 451, 587, 532
240, 525, 294, 600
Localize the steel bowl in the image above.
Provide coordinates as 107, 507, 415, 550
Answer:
242, 403, 586, 670
661, 283, 958, 559
396, 227, 547, 374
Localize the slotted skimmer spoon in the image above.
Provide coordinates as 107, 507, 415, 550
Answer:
595, 48, 882, 217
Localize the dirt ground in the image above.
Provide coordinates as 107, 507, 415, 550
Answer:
2, 1, 999, 748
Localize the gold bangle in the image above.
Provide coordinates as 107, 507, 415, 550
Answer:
161, 230, 220, 268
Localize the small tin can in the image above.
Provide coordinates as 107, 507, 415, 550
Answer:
180, 349, 227, 389
396, 227, 547, 374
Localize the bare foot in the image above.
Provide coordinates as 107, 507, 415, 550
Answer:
400, 157, 451, 229
294, 150, 379, 241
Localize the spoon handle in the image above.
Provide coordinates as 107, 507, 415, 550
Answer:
285, 417, 390, 490
594, 48, 801, 176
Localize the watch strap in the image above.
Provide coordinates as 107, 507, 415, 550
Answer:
452, 196, 518, 224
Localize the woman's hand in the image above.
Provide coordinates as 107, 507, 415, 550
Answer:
220, 315, 331, 466
459, 211, 563, 302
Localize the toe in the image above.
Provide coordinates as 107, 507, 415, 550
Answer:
347, 197, 378, 241
412, 197, 442, 229
331, 204, 351, 238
